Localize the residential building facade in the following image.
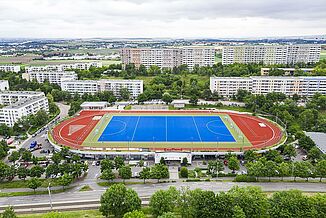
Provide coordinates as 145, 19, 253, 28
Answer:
0, 91, 48, 127
61, 79, 143, 97
210, 76, 326, 97
22, 71, 77, 85
0, 65, 21, 73
25, 62, 102, 73
121, 47, 215, 70
222, 44, 321, 65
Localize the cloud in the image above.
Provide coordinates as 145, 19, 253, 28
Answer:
0, 0, 325, 38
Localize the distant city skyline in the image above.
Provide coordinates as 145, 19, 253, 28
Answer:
0, 0, 325, 38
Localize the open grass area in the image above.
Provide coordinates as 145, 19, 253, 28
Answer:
320, 50, 326, 60
0, 187, 73, 198
18, 210, 104, 218
82, 112, 252, 150
0, 179, 60, 189
79, 185, 93, 192
0, 54, 121, 66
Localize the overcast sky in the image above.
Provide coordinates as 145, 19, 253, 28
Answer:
0, 0, 325, 38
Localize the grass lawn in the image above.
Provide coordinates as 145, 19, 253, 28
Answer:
79, 185, 93, 192
0, 187, 73, 198
18, 210, 104, 218
0, 179, 60, 189
320, 50, 326, 60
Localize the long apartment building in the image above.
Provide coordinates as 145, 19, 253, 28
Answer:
22, 71, 78, 85
222, 44, 321, 65
25, 62, 102, 73
0, 65, 21, 73
0, 91, 48, 127
210, 76, 326, 97
61, 79, 143, 97
121, 47, 215, 70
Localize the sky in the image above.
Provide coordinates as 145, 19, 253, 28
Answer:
0, 0, 325, 39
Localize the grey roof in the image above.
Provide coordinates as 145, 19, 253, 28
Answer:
4, 96, 46, 109
305, 132, 326, 154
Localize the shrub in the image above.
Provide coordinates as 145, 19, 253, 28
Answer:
234, 174, 257, 182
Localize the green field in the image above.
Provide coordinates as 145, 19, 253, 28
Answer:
82, 112, 251, 151
320, 50, 326, 60
0, 54, 121, 66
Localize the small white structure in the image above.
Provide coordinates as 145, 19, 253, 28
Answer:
0, 80, 9, 91
80, 102, 108, 110
154, 152, 192, 164
172, 99, 189, 108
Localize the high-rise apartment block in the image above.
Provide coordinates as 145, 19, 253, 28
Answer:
222, 44, 321, 65
121, 47, 215, 70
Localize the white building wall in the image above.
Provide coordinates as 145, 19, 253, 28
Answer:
210, 76, 326, 97
0, 65, 21, 73
23, 71, 77, 85
0, 80, 9, 91
222, 44, 321, 65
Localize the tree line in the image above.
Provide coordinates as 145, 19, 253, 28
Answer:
98, 183, 326, 218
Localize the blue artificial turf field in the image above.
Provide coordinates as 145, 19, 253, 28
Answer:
98, 115, 235, 143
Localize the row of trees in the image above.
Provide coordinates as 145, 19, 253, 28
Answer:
99, 184, 326, 218
100, 158, 169, 183
247, 158, 326, 182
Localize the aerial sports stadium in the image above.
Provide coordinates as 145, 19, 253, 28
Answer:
50, 110, 285, 157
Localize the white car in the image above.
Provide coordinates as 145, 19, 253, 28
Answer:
92, 161, 96, 166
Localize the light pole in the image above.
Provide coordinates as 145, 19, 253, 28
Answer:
48, 182, 53, 210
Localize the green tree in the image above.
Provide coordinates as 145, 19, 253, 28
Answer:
123, 210, 145, 218
119, 88, 131, 100
162, 93, 173, 104
189, 95, 198, 106
315, 160, 326, 182
181, 157, 188, 166
28, 177, 42, 193
244, 150, 256, 163
278, 162, 290, 181
8, 151, 20, 162
119, 165, 132, 183
29, 165, 45, 178
158, 212, 176, 218
308, 147, 321, 161
114, 156, 125, 169
228, 186, 269, 218
269, 190, 312, 218
283, 144, 296, 159
293, 161, 314, 181
101, 169, 115, 182
180, 167, 188, 178
232, 205, 246, 218
228, 156, 240, 172
21, 150, 32, 162
17, 166, 29, 180
264, 160, 278, 181
100, 184, 141, 218
101, 159, 114, 172
151, 164, 169, 182
149, 187, 179, 217
139, 167, 151, 184
58, 173, 73, 190
1, 206, 17, 218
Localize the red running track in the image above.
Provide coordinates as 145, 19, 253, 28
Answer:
52, 110, 283, 151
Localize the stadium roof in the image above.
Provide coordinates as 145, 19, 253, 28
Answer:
305, 132, 326, 154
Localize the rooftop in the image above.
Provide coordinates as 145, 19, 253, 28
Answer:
305, 132, 326, 154
3, 96, 47, 109
80, 102, 108, 107
0, 91, 44, 95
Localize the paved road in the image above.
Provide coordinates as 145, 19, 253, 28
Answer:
20, 102, 70, 155
1, 181, 325, 206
